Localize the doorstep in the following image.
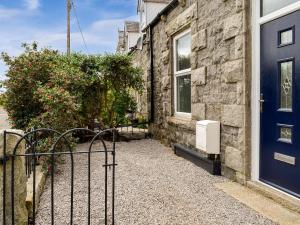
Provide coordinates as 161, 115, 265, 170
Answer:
216, 181, 300, 225
247, 181, 300, 214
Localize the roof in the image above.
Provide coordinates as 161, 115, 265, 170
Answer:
142, 0, 178, 32
125, 21, 140, 33
137, 0, 171, 12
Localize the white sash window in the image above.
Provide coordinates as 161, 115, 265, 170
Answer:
173, 29, 191, 116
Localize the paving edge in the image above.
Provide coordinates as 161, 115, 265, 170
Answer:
247, 181, 300, 214
215, 181, 300, 225
26, 165, 47, 218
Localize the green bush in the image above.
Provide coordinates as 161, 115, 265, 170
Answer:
0, 93, 4, 106
1, 43, 143, 132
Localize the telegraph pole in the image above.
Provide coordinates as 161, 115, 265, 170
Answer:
67, 0, 71, 55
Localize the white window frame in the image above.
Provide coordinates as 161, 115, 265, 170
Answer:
252, 0, 300, 200
173, 29, 192, 118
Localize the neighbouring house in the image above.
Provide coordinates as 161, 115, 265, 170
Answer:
137, 0, 171, 31
116, 21, 140, 54
125, 21, 140, 52
116, 30, 126, 53
116, 0, 300, 205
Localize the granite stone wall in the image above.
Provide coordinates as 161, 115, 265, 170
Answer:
131, 36, 151, 120
0, 130, 28, 225
133, 0, 251, 183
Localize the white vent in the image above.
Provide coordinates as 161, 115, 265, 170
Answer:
196, 120, 220, 154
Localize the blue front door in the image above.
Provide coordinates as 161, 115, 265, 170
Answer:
260, 10, 300, 198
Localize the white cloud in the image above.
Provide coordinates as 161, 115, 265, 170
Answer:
0, 14, 139, 80
24, 0, 40, 10
0, 6, 22, 20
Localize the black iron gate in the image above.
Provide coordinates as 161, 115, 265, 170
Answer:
2, 128, 116, 225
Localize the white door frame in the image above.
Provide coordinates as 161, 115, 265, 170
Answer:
251, 0, 300, 194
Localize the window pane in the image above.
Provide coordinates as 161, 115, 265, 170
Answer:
177, 75, 191, 113
280, 61, 293, 110
176, 33, 191, 71
280, 127, 292, 141
280, 29, 293, 46
262, 0, 299, 16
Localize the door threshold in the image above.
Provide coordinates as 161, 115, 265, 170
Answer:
247, 181, 300, 214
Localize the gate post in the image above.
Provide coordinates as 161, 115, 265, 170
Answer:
0, 129, 28, 225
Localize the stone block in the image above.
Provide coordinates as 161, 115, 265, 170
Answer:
223, 59, 243, 83
26, 165, 46, 218
213, 46, 229, 64
236, 0, 244, 12
191, 21, 198, 34
0, 130, 28, 225
236, 82, 244, 104
191, 51, 198, 69
161, 76, 170, 90
221, 105, 244, 127
191, 66, 206, 86
225, 146, 244, 173
191, 85, 201, 103
234, 35, 244, 59
206, 104, 221, 121
162, 50, 170, 64
192, 29, 207, 51
166, 3, 198, 36
224, 13, 243, 40
192, 103, 206, 121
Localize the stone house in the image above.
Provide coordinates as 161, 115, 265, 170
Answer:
117, 21, 141, 54
117, 0, 300, 205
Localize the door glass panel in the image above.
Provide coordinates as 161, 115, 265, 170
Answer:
280, 29, 293, 46
279, 127, 292, 143
262, 0, 299, 16
280, 61, 293, 110
176, 75, 191, 113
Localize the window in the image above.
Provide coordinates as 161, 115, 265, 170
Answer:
173, 30, 191, 115
279, 60, 293, 110
279, 28, 294, 47
261, 0, 299, 16
278, 124, 293, 144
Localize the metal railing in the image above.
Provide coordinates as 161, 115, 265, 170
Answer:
2, 128, 117, 225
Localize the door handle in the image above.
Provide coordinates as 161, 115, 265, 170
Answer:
259, 94, 265, 113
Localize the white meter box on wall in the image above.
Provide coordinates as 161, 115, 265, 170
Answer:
196, 120, 220, 154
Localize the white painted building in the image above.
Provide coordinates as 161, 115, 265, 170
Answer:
137, 0, 171, 31
124, 21, 140, 52
116, 0, 171, 53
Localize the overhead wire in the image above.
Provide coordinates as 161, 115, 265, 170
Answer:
71, 0, 89, 54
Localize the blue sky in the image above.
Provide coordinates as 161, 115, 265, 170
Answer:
0, 0, 138, 81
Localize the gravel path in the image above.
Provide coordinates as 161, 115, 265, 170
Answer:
36, 139, 277, 225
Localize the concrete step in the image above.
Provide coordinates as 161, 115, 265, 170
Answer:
215, 181, 300, 225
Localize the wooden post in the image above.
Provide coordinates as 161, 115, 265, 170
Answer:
67, 0, 71, 55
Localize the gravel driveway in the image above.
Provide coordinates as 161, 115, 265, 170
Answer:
36, 139, 277, 225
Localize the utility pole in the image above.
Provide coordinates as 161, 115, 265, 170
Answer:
67, 0, 71, 55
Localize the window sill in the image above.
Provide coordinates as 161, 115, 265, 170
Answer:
167, 115, 195, 131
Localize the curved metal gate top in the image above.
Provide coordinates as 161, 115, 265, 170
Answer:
2, 128, 117, 225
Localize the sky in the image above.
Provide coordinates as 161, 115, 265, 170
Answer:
0, 0, 138, 82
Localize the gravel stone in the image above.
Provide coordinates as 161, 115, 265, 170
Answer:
36, 139, 277, 225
